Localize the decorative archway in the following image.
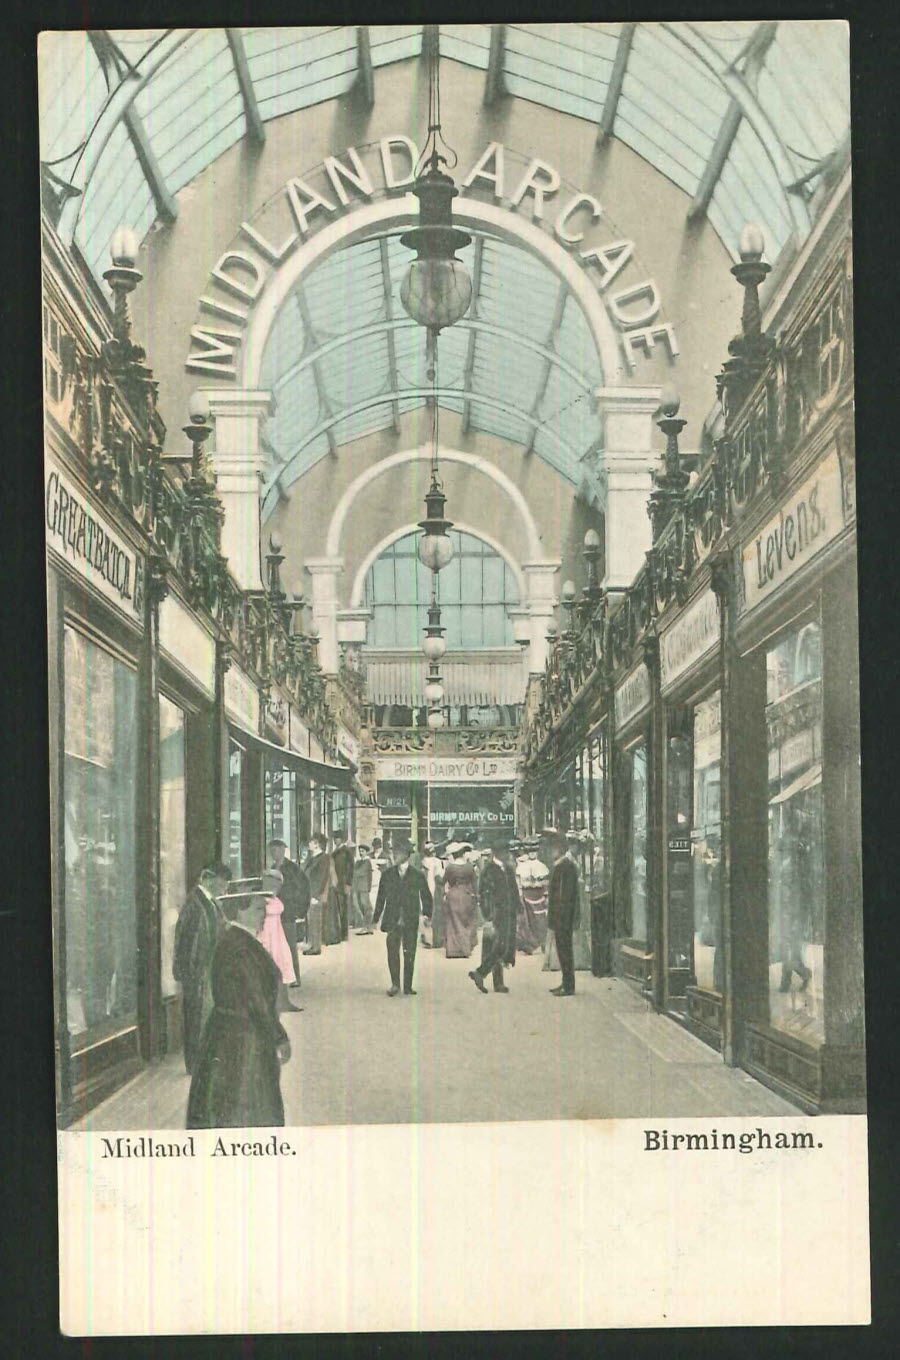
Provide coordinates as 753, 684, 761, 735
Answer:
349, 520, 527, 609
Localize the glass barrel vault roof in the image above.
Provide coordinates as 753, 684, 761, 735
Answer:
39, 23, 850, 487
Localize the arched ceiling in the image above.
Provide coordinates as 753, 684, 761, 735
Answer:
40, 22, 850, 282
39, 23, 850, 503
258, 228, 604, 497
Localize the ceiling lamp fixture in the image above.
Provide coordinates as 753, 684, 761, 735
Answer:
416, 333, 454, 574
400, 26, 472, 333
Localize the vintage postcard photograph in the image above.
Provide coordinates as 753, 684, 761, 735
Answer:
40, 21, 869, 1334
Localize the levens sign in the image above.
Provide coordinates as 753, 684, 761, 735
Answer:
185, 138, 679, 379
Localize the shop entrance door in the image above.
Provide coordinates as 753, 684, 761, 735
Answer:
665, 710, 694, 1012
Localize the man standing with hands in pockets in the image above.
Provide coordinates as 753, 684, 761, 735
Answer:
373, 837, 433, 996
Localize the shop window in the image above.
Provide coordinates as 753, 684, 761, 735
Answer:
63, 626, 137, 1044
817, 292, 843, 400
629, 743, 649, 942
228, 741, 244, 878
159, 695, 187, 999
266, 765, 299, 859
692, 694, 724, 995
766, 621, 825, 1046
588, 733, 607, 895
666, 716, 694, 998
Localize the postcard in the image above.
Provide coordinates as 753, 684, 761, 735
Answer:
41, 22, 868, 1334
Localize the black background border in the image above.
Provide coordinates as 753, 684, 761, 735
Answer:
2, 2, 898, 1355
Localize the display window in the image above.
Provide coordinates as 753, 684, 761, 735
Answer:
628, 742, 649, 942
588, 732, 607, 896
228, 740, 244, 878
691, 693, 723, 995
765, 619, 825, 1046
158, 694, 187, 998
63, 625, 137, 1045
666, 711, 694, 1001
265, 763, 300, 859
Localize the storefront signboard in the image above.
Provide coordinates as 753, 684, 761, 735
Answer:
375, 754, 518, 782
428, 783, 515, 831
337, 725, 360, 766
289, 706, 310, 756
45, 457, 142, 622
224, 665, 259, 733
742, 449, 845, 613
159, 594, 215, 698
377, 781, 412, 821
615, 663, 651, 732
660, 588, 720, 693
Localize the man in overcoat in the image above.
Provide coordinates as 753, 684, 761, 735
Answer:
544, 828, 581, 996
332, 830, 355, 941
304, 833, 335, 955
373, 837, 433, 996
173, 862, 230, 1074
186, 887, 291, 1129
469, 833, 518, 994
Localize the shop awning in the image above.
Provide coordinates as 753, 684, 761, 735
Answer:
228, 725, 353, 794
769, 761, 822, 805
365, 650, 526, 707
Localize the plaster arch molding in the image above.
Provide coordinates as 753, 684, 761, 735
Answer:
240, 196, 627, 390
349, 521, 528, 609
325, 447, 544, 565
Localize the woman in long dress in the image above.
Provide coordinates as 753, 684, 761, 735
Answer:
256, 871, 301, 1011
442, 844, 478, 958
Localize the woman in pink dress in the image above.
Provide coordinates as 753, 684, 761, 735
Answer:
257, 871, 301, 1012
442, 844, 478, 958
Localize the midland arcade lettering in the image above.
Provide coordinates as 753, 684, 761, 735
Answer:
186, 137, 679, 377
45, 463, 139, 615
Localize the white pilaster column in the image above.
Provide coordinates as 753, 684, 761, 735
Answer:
596, 386, 662, 590
205, 390, 273, 592
522, 560, 561, 673
306, 558, 344, 674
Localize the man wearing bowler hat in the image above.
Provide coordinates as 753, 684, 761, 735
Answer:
469, 832, 518, 994
373, 837, 433, 996
543, 827, 581, 996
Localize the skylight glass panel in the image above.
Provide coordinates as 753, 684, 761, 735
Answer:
304, 240, 385, 335
76, 117, 155, 279
713, 118, 792, 260
440, 25, 491, 69
369, 26, 422, 67
320, 331, 391, 410
243, 26, 357, 120
39, 32, 109, 166
557, 296, 604, 384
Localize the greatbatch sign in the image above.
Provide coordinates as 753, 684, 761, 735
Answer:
185, 137, 679, 378
45, 458, 141, 619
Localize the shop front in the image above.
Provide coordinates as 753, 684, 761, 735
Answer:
612, 659, 653, 990
729, 443, 863, 1110
46, 452, 146, 1120
658, 585, 724, 1048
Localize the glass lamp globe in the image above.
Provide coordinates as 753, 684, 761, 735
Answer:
427, 708, 445, 730
424, 679, 444, 704
269, 531, 282, 554
418, 530, 454, 573
110, 225, 139, 268
401, 258, 473, 331
188, 389, 210, 424
561, 580, 577, 604
422, 633, 447, 663
738, 223, 765, 263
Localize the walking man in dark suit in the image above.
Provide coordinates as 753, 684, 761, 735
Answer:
543, 828, 580, 996
373, 837, 433, 996
469, 832, 518, 994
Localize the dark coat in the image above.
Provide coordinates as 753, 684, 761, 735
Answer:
332, 843, 355, 891
172, 885, 225, 1074
373, 864, 433, 933
187, 924, 288, 1129
279, 856, 310, 921
548, 856, 581, 934
306, 850, 335, 902
478, 859, 518, 964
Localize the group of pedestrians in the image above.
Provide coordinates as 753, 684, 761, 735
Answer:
171, 825, 584, 1128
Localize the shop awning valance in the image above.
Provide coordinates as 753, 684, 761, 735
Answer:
228, 724, 353, 794
769, 761, 822, 806
365, 650, 526, 707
